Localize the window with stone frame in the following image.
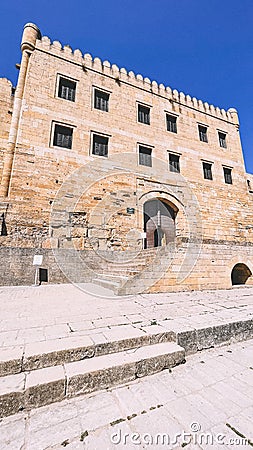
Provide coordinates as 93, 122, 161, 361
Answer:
92, 134, 109, 157
169, 153, 180, 173
198, 125, 208, 143
94, 89, 110, 112
139, 146, 152, 167
166, 114, 177, 133
218, 132, 227, 148
223, 167, 232, 184
202, 162, 213, 180
58, 76, 76, 102
138, 104, 150, 125
53, 124, 73, 149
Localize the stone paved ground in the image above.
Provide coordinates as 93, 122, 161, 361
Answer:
0, 339, 252, 449
0, 284, 252, 347
0, 285, 253, 448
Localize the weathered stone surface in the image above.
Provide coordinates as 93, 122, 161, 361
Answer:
65, 342, 184, 397
0, 283, 253, 418
1, 339, 252, 449
95, 326, 148, 356
0, 341, 184, 417
25, 365, 65, 409
23, 336, 95, 371
176, 319, 253, 354
0, 373, 25, 418
65, 355, 136, 397
134, 342, 185, 377
0, 346, 23, 376
176, 329, 198, 355
230, 319, 253, 341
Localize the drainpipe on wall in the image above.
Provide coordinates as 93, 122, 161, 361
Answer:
0, 23, 41, 197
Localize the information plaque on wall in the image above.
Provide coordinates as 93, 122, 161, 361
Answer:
33, 255, 43, 266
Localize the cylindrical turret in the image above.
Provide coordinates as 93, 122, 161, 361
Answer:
21, 23, 41, 52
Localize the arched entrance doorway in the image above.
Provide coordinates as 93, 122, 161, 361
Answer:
143, 199, 176, 248
231, 263, 252, 285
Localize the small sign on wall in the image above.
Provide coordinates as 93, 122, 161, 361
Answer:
33, 255, 43, 266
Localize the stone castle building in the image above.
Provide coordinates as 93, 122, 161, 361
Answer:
0, 22, 252, 294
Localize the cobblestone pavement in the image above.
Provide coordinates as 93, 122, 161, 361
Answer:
0, 284, 252, 347
0, 339, 252, 449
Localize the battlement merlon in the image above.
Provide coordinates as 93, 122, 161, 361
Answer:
26, 22, 240, 127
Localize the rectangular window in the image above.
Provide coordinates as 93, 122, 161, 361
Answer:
219, 132, 227, 148
53, 124, 73, 149
138, 105, 150, 125
202, 162, 213, 180
58, 77, 76, 102
139, 146, 152, 167
223, 167, 232, 184
198, 125, 208, 143
169, 153, 180, 172
166, 114, 177, 133
94, 89, 109, 112
92, 134, 109, 157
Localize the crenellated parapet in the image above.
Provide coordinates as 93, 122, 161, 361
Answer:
34, 26, 239, 124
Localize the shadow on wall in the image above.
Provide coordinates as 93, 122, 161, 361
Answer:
1, 213, 7, 236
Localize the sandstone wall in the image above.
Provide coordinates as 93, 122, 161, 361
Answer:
0, 25, 252, 291
0, 79, 13, 182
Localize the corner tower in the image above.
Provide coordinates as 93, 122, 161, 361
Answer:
0, 23, 41, 197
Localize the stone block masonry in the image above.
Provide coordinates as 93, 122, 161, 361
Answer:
0, 22, 252, 293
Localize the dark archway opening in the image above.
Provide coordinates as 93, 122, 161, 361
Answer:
143, 199, 176, 249
231, 263, 252, 285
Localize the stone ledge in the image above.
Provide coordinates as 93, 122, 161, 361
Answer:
175, 319, 253, 355
0, 328, 176, 378
0, 342, 184, 418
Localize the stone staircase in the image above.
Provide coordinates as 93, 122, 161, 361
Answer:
0, 329, 185, 418
54, 248, 159, 294
1, 312, 252, 418
87, 247, 171, 294
53, 247, 165, 294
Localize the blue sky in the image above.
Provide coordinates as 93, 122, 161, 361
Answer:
0, 0, 252, 173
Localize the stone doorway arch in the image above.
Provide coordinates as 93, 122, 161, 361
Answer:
231, 263, 252, 285
143, 198, 176, 248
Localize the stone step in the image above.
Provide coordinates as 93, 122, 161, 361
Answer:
0, 342, 185, 418
92, 277, 125, 292
99, 270, 139, 277
81, 251, 158, 267
0, 328, 176, 377
84, 261, 150, 273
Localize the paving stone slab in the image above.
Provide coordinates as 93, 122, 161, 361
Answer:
25, 365, 66, 409
0, 329, 176, 377
176, 319, 253, 354
0, 373, 25, 418
0, 342, 184, 418
0, 346, 24, 377
65, 342, 184, 397
23, 335, 95, 371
